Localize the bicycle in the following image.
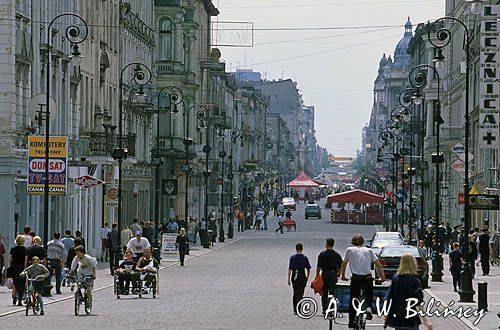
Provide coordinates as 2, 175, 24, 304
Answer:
68, 275, 94, 316
25, 275, 44, 316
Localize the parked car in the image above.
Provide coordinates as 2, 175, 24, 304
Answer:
377, 245, 430, 288
366, 231, 404, 256
282, 197, 296, 211
305, 204, 321, 219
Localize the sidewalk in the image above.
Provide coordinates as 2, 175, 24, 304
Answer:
0, 238, 240, 317
425, 254, 500, 330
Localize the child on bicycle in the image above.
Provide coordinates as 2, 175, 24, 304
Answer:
20, 256, 49, 315
69, 246, 97, 304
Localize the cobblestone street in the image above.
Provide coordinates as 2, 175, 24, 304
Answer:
1, 203, 495, 329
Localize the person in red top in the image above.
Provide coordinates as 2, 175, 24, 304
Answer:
237, 210, 245, 232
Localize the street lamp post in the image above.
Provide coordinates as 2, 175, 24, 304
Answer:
229, 127, 245, 238
218, 129, 227, 243
408, 64, 444, 281
43, 14, 88, 249
428, 16, 474, 300
183, 105, 208, 232
154, 86, 183, 259
114, 63, 151, 265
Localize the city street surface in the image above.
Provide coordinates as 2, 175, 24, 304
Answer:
0, 201, 498, 329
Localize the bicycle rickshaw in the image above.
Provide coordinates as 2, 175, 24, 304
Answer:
113, 259, 159, 299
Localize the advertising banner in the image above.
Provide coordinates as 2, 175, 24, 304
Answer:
27, 136, 68, 195
161, 234, 178, 259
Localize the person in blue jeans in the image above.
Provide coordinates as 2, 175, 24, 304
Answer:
316, 238, 343, 314
288, 243, 311, 314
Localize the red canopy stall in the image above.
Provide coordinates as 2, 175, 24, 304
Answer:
287, 171, 320, 200
327, 189, 383, 225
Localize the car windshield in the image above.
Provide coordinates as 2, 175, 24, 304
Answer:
372, 239, 403, 248
283, 198, 294, 203
305, 205, 318, 210
381, 247, 420, 257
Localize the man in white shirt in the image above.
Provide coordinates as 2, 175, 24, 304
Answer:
23, 225, 33, 247
100, 223, 111, 262
126, 231, 150, 260
341, 235, 385, 330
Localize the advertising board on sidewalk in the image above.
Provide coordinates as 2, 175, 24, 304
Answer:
161, 233, 178, 259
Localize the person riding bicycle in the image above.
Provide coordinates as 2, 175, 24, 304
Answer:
20, 256, 49, 315
69, 245, 97, 305
135, 248, 158, 293
340, 235, 385, 330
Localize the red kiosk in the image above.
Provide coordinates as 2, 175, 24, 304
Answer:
287, 170, 320, 201
327, 189, 383, 225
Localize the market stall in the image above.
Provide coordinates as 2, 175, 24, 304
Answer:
327, 189, 383, 224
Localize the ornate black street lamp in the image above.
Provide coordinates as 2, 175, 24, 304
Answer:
183, 105, 208, 232
428, 16, 474, 300
408, 64, 444, 281
154, 86, 183, 258
228, 127, 245, 238
43, 14, 88, 249
114, 63, 151, 265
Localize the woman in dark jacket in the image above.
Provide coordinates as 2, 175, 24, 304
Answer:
176, 228, 189, 266
385, 254, 433, 330
8, 235, 27, 306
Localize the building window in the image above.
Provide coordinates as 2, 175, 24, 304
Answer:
159, 17, 173, 61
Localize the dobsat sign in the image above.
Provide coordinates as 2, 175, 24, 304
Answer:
74, 175, 104, 188
27, 136, 68, 195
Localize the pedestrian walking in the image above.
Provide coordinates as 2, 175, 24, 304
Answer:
130, 218, 141, 235
288, 243, 311, 314
237, 210, 245, 232
142, 221, 154, 244
316, 238, 343, 314
187, 217, 197, 244
100, 223, 111, 262
107, 223, 119, 275
121, 225, 133, 254
263, 209, 269, 230
384, 254, 433, 330
176, 228, 189, 266
46, 232, 65, 294
478, 227, 491, 275
8, 235, 26, 306
491, 229, 500, 266
445, 223, 452, 254
449, 242, 463, 292
275, 212, 284, 234
255, 208, 264, 230
75, 230, 85, 247
26, 236, 46, 267
22, 225, 33, 247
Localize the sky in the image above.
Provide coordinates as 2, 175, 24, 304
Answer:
213, 0, 445, 157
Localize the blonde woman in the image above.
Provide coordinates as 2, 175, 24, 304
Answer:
26, 236, 46, 267
8, 235, 26, 305
384, 254, 432, 330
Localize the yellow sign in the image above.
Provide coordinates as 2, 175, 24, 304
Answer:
332, 157, 353, 162
27, 136, 68, 195
469, 185, 479, 195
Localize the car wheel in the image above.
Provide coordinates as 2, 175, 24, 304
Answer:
318, 215, 322, 219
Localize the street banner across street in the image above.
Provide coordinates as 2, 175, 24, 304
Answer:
27, 136, 68, 195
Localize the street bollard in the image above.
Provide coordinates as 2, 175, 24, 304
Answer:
477, 282, 488, 312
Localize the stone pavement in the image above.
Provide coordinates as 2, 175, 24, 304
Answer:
0, 239, 237, 317
425, 253, 500, 330
0, 203, 495, 329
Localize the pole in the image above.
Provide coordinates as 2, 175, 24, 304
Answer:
43, 13, 88, 250
409, 112, 414, 241
420, 102, 425, 239
401, 127, 405, 237
432, 98, 443, 282
203, 120, 211, 248
219, 141, 226, 243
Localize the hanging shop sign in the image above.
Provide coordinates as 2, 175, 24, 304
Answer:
469, 194, 499, 210
479, 5, 500, 149
27, 136, 68, 195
